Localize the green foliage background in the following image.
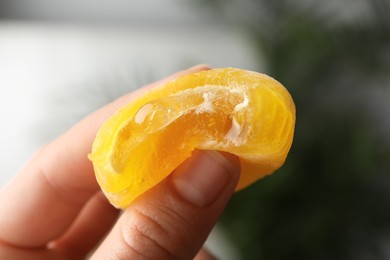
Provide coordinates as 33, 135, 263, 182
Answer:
196, 0, 390, 259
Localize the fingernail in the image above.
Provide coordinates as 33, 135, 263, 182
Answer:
172, 150, 239, 207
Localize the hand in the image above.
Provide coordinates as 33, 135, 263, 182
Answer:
0, 65, 240, 260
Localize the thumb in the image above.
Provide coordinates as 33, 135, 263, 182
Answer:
92, 150, 240, 260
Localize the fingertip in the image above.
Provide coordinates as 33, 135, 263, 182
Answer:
172, 150, 240, 208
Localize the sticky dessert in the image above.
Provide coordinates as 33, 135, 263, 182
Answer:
89, 68, 296, 208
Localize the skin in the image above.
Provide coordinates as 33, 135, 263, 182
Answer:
0, 65, 241, 260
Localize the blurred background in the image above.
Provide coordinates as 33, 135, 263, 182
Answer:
1, 0, 389, 259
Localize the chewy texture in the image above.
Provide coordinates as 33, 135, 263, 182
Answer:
89, 68, 296, 208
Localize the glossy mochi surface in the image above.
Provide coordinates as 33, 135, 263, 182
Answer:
89, 68, 296, 208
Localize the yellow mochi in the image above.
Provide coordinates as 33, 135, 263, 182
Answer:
89, 68, 296, 208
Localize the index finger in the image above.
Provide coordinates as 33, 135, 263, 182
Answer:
0, 65, 210, 248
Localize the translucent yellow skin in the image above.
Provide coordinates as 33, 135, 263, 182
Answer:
89, 68, 296, 208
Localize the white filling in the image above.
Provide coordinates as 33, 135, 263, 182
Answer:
225, 89, 247, 144
195, 92, 215, 114
233, 92, 249, 112
134, 103, 154, 124
225, 117, 241, 144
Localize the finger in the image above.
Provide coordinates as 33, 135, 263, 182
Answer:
0, 65, 211, 248
48, 192, 119, 259
92, 150, 240, 260
0, 246, 61, 260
